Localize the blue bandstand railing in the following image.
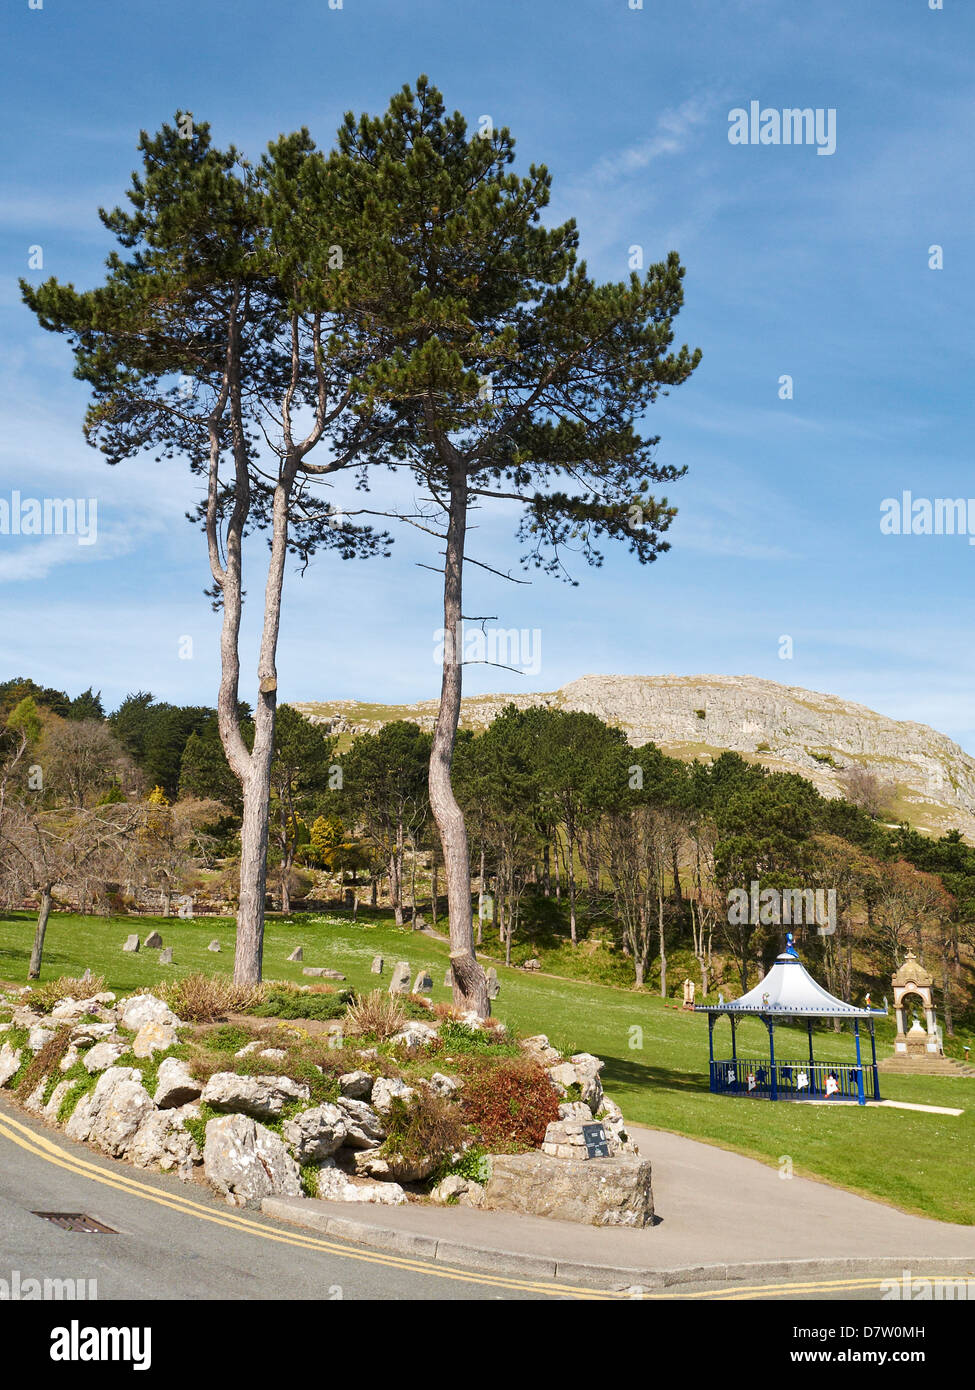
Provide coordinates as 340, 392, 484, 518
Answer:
710, 1056, 879, 1101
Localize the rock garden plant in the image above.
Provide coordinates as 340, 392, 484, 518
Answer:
0, 973, 644, 1223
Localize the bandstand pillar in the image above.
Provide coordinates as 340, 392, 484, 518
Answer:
854, 1020, 866, 1105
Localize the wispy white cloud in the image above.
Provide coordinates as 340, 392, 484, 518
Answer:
588, 97, 714, 187
0, 191, 119, 234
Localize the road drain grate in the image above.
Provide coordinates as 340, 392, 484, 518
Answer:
33, 1212, 117, 1234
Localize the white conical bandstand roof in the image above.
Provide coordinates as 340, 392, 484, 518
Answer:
698, 940, 885, 1019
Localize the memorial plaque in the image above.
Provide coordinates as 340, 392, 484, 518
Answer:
581, 1122, 610, 1159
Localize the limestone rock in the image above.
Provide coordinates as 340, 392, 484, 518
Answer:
69, 1066, 156, 1158
389, 1020, 438, 1052
44, 1079, 74, 1120
424, 1072, 461, 1099
333, 1097, 385, 1149
51, 996, 109, 1023
122, 934, 140, 952
12, 1006, 43, 1028
2, 1044, 24, 1088
580, 1073, 604, 1114
353, 1148, 436, 1182
120, 994, 181, 1032
412, 970, 433, 995
485, 967, 500, 1000
201, 1072, 310, 1119
208, 940, 221, 952
370, 1076, 416, 1114
599, 1096, 623, 1121
130, 1104, 201, 1178
570, 1052, 605, 1077
69, 1021, 117, 1043
388, 961, 411, 995
144, 931, 163, 948
132, 1020, 178, 1058
602, 1113, 638, 1155
287, 946, 303, 962
28, 1025, 55, 1051
204, 1114, 303, 1208
281, 1103, 348, 1163
154, 1056, 203, 1109
315, 1160, 407, 1205
370, 955, 384, 974
338, 1069, 373, 1100
159, 948, 173, 965
23, 1082, 47, 1114
547, 1062, 578, 1094
458, 1010, 491, 1032
523, 958, 541, 971
64, 1090, 97, 1142
559, 1101, 594, 1122
546, 1056, 604, 1112
431, 1173, 470, 1204
84, 1040, 127, 1073
431, 1173, 484, 1207
483, 1151, 654, 1228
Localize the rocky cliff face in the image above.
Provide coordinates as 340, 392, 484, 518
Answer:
295, 673, 975, 840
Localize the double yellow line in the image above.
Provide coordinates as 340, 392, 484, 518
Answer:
0, 1109, 606, 1298
2, 1109, 941, 1301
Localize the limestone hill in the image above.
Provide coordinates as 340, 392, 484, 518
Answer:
295, 674, 975, 840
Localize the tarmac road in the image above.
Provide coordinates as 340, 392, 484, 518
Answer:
1, 1100, 970, 1303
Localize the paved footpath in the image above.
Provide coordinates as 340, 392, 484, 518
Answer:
263, 1122, 975, 1289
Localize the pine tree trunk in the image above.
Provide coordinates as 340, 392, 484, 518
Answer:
566, 819, 578, 944
389, 852, 404, 926
409, 835, 418, 927
28, 886, 54, 980
234, 760, 272, 985
671, 842, 682, 901
658, 878, 667, 999
430, 462, 488, 1016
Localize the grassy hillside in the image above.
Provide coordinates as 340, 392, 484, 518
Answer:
2, 908, 973, 1225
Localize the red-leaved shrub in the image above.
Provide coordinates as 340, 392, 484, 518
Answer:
459, 1057, 560, 1152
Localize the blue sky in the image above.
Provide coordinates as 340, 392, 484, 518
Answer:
2, 0, 974, 749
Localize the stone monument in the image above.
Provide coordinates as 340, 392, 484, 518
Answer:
891, 950, 940, 1056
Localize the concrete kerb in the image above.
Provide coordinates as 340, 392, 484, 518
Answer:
259, 1198, 975, 1292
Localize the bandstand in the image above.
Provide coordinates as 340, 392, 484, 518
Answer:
696, 934, 887, 1105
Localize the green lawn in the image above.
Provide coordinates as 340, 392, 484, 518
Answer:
2, 908, 974, 1225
